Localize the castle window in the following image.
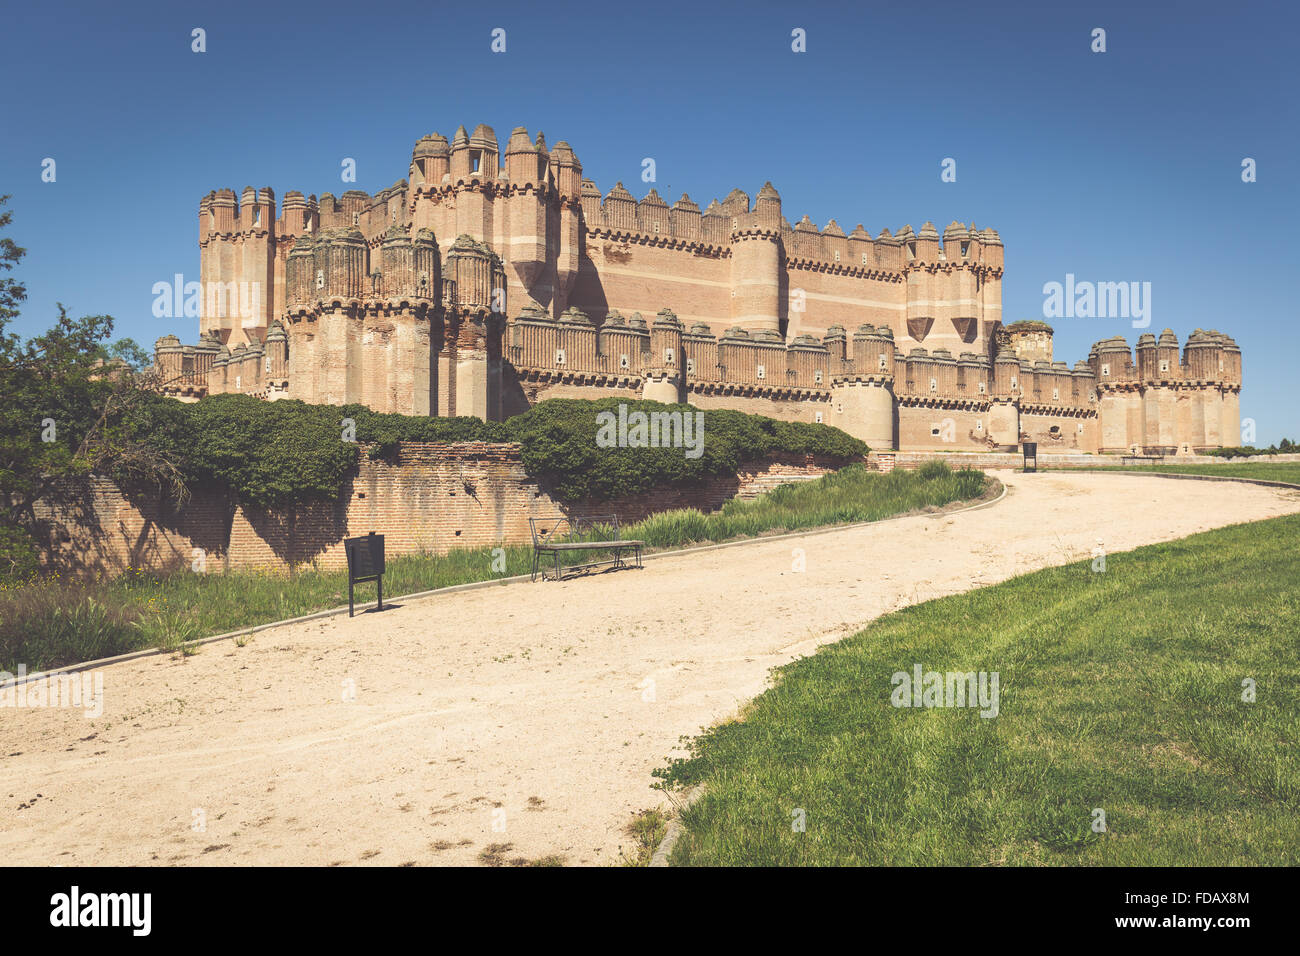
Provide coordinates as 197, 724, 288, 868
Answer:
1159, 360, 1169, 373
253, 208, 262, 227
1101, 363, 1110, 376
907, 241, 917, 260
978, 382, 986, 394
815, 411, 824, 424
834, 250, 840, 262
756, 364, 766, 380
352, 212, 359, 225
1050, 425, 1061, 435
264, 357, 271, 373
316, 269, 325, 289
471, 151, 482, 173
976, 419, 983, 430
555, 348, 566, 366
960, 241, 969, 258
878, 355, 887, 370
619, 354, 629, 369
814, 369, 823, 384
664, 348, 675, 365
1010, 377, 1018, 389
836, 402, 843, 414
686, 358, 695, 374
1078, 423, 1085, 433
862, 252, 869, 265
931, 427, 941, 436
929, 377, 937, 391
1052, 388, 1059, 400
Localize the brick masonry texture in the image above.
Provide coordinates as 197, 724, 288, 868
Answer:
32, 443, 838, 576
152, 123, 1244, 458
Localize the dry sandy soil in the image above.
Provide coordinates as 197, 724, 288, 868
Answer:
3, 471, 1298, 867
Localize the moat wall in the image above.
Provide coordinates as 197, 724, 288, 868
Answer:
30, 443, 840, 576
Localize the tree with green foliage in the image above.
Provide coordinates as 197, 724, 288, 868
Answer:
99, 337, 152, 372
0, 199, 182, 529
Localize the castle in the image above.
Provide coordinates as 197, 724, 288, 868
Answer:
153, 124, 1241, 455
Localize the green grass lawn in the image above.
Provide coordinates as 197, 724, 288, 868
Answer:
1053, 461, 1300, 484
656, 513, 1300, 865
2, 462, 991, 672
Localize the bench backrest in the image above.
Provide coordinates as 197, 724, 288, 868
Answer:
529, 514, 622, 548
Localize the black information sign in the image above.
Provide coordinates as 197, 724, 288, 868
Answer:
1022, 441, 1038, 473
344, 532, 385, 617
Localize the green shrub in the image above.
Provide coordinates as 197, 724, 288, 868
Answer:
1207, 438, 1295, 458
916, 459, 952, 481
503, 398, 866, 501
110, 393, 866, 506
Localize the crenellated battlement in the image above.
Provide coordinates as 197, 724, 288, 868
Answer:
1087, 329, 1242, 390
164, 122, 1238, 455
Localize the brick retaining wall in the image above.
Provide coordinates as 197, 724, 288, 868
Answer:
32, 443, 839, 576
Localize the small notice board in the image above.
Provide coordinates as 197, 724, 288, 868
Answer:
344, 532, 385, 617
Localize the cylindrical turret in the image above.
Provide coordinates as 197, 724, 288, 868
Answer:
643, 308, 684, 403
729, 212, 781, 336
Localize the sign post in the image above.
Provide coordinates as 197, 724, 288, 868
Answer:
1022, 441, 1038, 473
344, 532, 385, 617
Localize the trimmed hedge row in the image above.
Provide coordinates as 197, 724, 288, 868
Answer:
1206, 439, 1295, 458
114, 393, 866, 506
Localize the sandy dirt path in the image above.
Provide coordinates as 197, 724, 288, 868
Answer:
3, 471, 1298, 866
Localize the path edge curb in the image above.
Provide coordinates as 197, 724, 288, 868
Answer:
8, 477, 1008, 687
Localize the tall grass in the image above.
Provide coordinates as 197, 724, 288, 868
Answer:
0, 462, 990, 672
630, 461, 987, 548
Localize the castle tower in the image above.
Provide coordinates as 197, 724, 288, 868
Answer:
503, 127, 547, 313
411, 134, 450, 190
154, 335, 183, 386
550, 141, 583, 315
264, 321, 289, 397
449, 125, 498, 242
444, 235, 506, 420
1004, 321, 1054, 364
643, 308, 684, 403
829, 324, 895, 450
1220, 333, 1242, 447
729, 186, 782, 336
1092, 336, 1141, 453
988, 352, 1022, 446
310, 228, 369, 405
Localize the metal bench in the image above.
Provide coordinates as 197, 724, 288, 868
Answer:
528, 514, 643, 582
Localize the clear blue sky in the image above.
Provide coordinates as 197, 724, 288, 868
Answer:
2, 0, 1296, 442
